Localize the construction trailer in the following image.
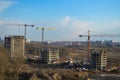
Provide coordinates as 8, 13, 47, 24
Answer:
5, 35, 25, 58
41, 49, 59, 64
90, 49, 107, 70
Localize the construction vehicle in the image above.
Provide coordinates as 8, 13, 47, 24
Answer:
79, 30, 120, 63
36, 27, 56, 42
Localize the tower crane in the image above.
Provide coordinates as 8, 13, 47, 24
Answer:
2, 23, 34, 41
36, 27, 56, 42
2, 23, 34, 54
79, 30, 120, 63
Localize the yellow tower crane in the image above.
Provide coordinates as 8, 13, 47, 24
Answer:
2, 23, 34, 54
36, 27, 56, 42
79, 30, 120, 63
2, 23, 34, 41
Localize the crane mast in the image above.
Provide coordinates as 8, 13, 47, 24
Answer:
2, 23, 34, 42
79, 31, 120, 64
24, 24, 34, 42
42, 27, 44, 42
87, 30, 90, 63
2, 23, 34, 54
36, 27, 55, 42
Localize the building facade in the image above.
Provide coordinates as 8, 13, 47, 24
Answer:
5, 35, 25, 58
91, 49, 107, 70
41, 49, 59, 64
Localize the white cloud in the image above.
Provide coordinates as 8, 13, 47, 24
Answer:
60, 16, 70, 26
0, 18, 24, 25
0, 19, 4, 25
0, 0, 14, 12
110, 21, 120, 28
93, 20, 120, 34
59, 16, 94, 40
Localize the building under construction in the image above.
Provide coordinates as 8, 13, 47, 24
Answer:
41, 49, 59, 64
5, 35, 25, 58
90, 49, 107, 70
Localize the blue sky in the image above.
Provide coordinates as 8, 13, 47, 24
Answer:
0, 0, 120, 41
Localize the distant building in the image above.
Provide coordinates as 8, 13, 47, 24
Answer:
5, 35, 25, 58
26, 39, 31, 43
48, 41, 73, 46
95, 40, 104, 46
103, 40, 114, 47
0, 37, 4, 43
90, 49, 107, 70
41, 49, 59, 64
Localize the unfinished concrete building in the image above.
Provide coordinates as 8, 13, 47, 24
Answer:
41, 49, 59, 64
90, 49, 107, 70
5, 35, 25, 58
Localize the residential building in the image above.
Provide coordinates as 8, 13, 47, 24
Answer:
5, 35, 25, 58
41, 49, 59, 64
91, 49, 107, 70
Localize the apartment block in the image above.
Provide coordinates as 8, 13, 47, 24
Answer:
91, 49, 107, 70
41, 49, 59, 64
5, 35, 25, 58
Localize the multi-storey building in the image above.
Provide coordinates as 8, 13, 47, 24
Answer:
41, 49, 59, 64
91, 49, 107, 70
5, 35, 25, 58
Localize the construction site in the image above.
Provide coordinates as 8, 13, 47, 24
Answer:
0, 0, 120, 79
0, 22, 120, 80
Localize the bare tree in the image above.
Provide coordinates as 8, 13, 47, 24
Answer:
0, 47, 24, 80
30, 72, 39, 80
